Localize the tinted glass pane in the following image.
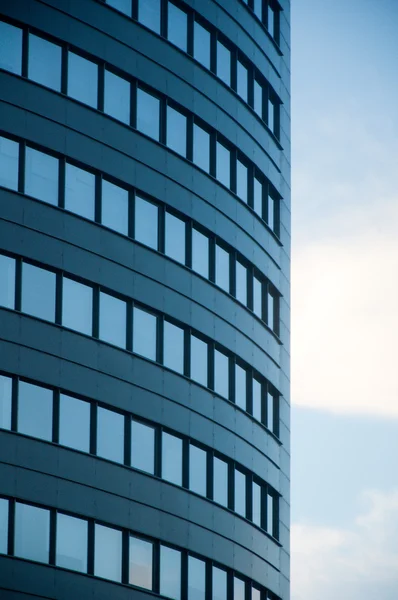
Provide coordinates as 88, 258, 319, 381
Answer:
56, 513, 88, 572
94, 524, 122, 582
138, 0, 161, 34
133, 306, 157, 360
165, 212, 185, 264
168, 2, 187, 51
214, 349, 229, 399
234, 578, 245, 600
62, 278, 93, 335
104, 70, 130, 124
0, 498, 8, 554
236, 262, 247, 305
15, 503, 49, 563
268, 99, 275, 133
237, 61, 248, 102
160, 545, 181, 600
129, 536, 153, 589
0, 254, 15, 309
215, 245, 229, 292
28, 34, 61, 91
164, 321, 184, 374
59, 393, 90, 452
267, 493, 274, 535
236, 160, 248, 203
268, 5, 275, 37
190, 335, 208, 387
131, 419, 155, 474
217, 41, 231, 86
107, 0, 132, 15
167, 106, 187, 156
65, 163, 95, 220
253, 177, 263, 217
192, 229, 209, 278
135, 195, 158, 249
102, 179, 129, 235
267, 292, 274, 330
0, 21, 22, 74
252, 588, 261, 600
193, 124, 210, 173
213, 567, 227, 600
0, 375, 12, 430
18, 381, 53, 441
235, 364, 246, 410
22, 263, 56, 322
162, 432, 182, 486
97, 406, 124, 463
216, 142, 230, 188
189, 445, 206, 496
213, 457, 228, 506
68, 52, 98, 108
188, 556, 206, 600
268, 194, 275, 230
267, 391, 274, 431
254, 80, 263, 117
252, 379, 262, 422
253, 482, 261, 527
137, 88, 160, 140
235, 469, 246, 516
99, 292, 127, 348
0, 135, 19, 190
25, 147, 59, 205
253, 277, 262, 318
254, 0, 262, 18
194, 22, 210, 69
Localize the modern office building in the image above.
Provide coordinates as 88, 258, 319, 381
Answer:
0, 1, 290, 599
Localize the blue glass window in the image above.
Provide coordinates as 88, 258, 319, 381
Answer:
165, 212, 186, 264
267, 390, 274, 431
234, 469, 246, 516
235, 261, 247, 306
252, 482, 261, 527
268, 193, 275, 230
253, 276, 262, 318
15, 503, 50, 563
21, 263, 56, 322
167, 2, 188, 52
236, 159, 248, 203
167, 106, 187, 156
189, 444, 207, 496
252, 588, 261, 600
99, 291, 127, 348
268, 5, 275, 37
97, 406, 124, 464
254, 0, 262, 19
0, 135, 19, 190
237, 61, 248, 102
137, 88, 160, 140
214, 349, 229, 399
268, 98, 275, 134
192, 229, 209, 278
213, 567, 227, 600
68, 52, 98, 108
0, 21, 22, 74
216, 142, 230, 188
162, 431, 182, 486
18, 381, 53, 441
253, 177, 263, 217
213, 456, 228, 506
133, 306, 157, 361
160, 545, 181, 600
0, 254, 16, 309
65, 163, 95, 220
216, 41, 231, 86
28, 34, 61, 91
102, 179, 129, 235
193, 124, 210, 173
188, 556, 206, 600
25, 147, 59, 206
59, 393, 90, 453
235, 364, 246, 410
190, 335, 208, 387
104, 70, 130, 124
215, 245, 229, 293
164, 321, 184, 374
194, 22, 211, 69
234, 578, 245, 600
129, 535, 153, 589
252, 379, 262, 422
131, 419, 155, 474
267, 493, 275, 535
107, 0, 132, 17
62, 278, 93, 335
94, 524, 122, 582
138, 0, 161, 34
0, 375, 12, 430
0, 498, 8, 554
56, 513, 88, 572
254, 80, 263, 118
135, 195, 158, 249
267, 291, 274, 330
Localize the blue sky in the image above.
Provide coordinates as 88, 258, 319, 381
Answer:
291, 1, 398, 598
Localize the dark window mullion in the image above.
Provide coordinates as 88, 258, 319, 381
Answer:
8, 499, 15, 556
122, 529, 129, 583
58, 159, 65, 209
92, 287, 99, 339
21, 29, 29, 78
11, 377, 18, 433
53, 389, 60, 444
14, 258, 22, 312
18, 141, 25, 194
87, 519, 95, 575
49, 509, 57, 565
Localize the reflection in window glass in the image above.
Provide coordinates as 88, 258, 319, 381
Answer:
62, 278, 93, 335
267, 291, 274, 331
135, 195, 158, 249
215, 245, 229, 293
252, 379, 262, 422
235, 469, 246, 517
237, 61, 248, 102
168, 2, 187, 52
236, 262, 247, 306
94, 524, 122, 582
252, 588, 261, 600
268, 5, 275, 37
131, 419, 155, 474
267, 391, 274, 432
138, 0, 161, 34
213, 457, 228, 507
0, 498, 8, 554
194, 22, 211, 69
189, 445, 207, 496
107, 0, 132, 16
234, 577, 245, 600
99, 292, 127, 348
190, 335, 208, 387
15, 503, 49, 563
160, 545, 181, 600
28, 34, 61, 91
167, 106, 187, 156
254, 0, 262, 19
193, 124, 210, 173
268, 193, 275, 230
104, 70, 130, 124
253, 177, 263, 217
188, 556, 206, 600
56, 513, 88, 572
0, 375, 12, 430
162, 432, 182, 486
236, 160, 248, 203
253, 277, 262, 318
97, 406, 124, 463
165, 212, 185, 264
18, 381, 53, 441
216, 142, 230, 188
0, 21, 22, 74
137, 88, 160, 140
65, 163, 95, 220
21, 263, 56, 322
267, 493, 274, 535
133, 306, 157, 360
192, 229, 209, 278
0, 254, 15, 309
254, 80, 263, 118
129, 535, 153, 589
164, 321, 184, 374
235, 364, 246, 410
25, 147, 59, 205
0, 135, 19, 190
268, 99, 275, 134
68, 52, 98, 108
214, 349, 229, 399
59, 393, 90, 452
213, 567, 227, 600
253, 482, 261, 527
102, 179, 129, 235
217, 41, 231, 86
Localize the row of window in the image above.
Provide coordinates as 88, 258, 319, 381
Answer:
0, 252, 279, 434
0, 497, 278, 599
0, 18, 281, 231
0, 372, 278, 536
101, 0, 281, 118
0, 134, 280, 331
